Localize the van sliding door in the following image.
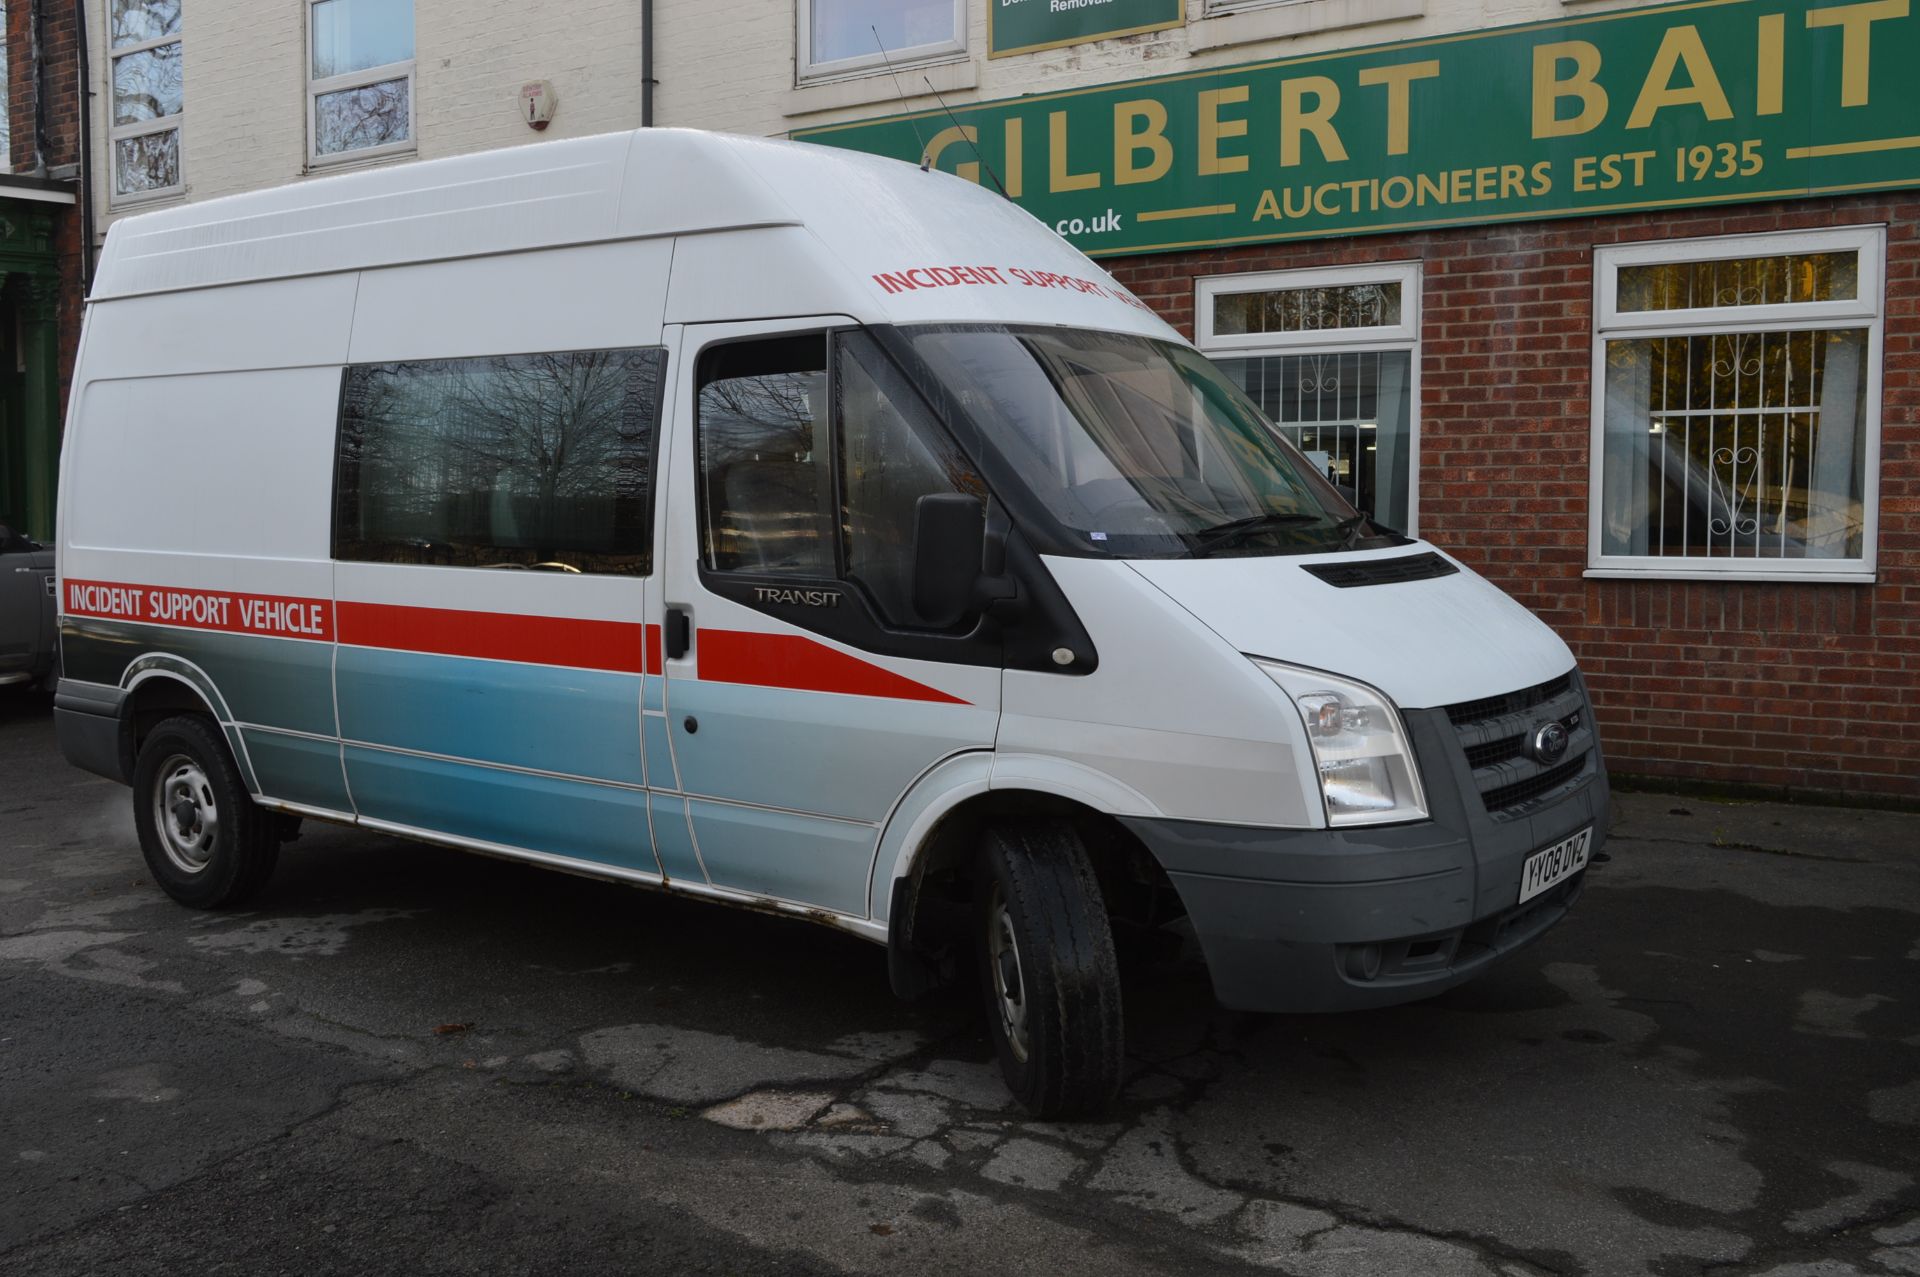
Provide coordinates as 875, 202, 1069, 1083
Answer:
329, 347, 667, 875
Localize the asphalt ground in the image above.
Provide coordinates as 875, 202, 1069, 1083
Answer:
2, 689, 1916, 1276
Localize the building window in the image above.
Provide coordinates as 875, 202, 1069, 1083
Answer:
108, 0, 183, 201
307, 0, 414, 165
333, 348, 666, 575
1197, 263, 1421, 534
797, 0, 965, 82
1591, 228, 1882, 582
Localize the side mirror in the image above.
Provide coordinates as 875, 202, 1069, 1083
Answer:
911, 493, 985, 629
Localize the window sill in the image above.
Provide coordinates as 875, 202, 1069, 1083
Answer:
1191, 0, 1424, 52
304, 144, 418, 176
784, 58, 976, 119
108, 187, 187, 213
1583, 567, 1876, 585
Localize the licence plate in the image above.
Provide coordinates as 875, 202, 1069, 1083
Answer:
1518, 827, 1592, 904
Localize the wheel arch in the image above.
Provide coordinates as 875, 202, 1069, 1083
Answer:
118, 659, 259, 795
874, 758, 1185, 1000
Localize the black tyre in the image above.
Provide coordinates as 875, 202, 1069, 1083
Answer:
976, 821, 1125, 1118
132, 715, 279, 909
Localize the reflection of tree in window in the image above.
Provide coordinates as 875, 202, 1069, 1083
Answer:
114, 134, 179, 193
338, 350, 661, 573
698, 361, 832, 577
315, 78, 410, 155
111, 0, 180, 44
836, 333, 982, 625
112, 43, 181, 124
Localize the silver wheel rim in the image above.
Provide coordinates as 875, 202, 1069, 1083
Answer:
153, 754, 219, 874
987, 884, 1030, 1063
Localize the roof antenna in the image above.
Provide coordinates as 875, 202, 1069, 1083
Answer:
922, 74, 1009, 199
869, 26, 931, 168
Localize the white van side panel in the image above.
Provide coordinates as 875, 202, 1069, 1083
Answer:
64, 369, 341, 564
60, 263, 357, 811
76, 274, 361, 380
62, 269, 356, 579
348, 240, 674, 362
663, 227, 872, 327
60, 358, 347, 811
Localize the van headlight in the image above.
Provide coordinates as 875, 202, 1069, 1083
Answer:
1254, 660, 1428, 828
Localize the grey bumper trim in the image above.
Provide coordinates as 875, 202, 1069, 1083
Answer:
1123, 697, 1611, 1015
54, 679, 129, 784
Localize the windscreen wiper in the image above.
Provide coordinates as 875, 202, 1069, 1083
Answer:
1332, 513, 1371, 552
1190, 511, 1325, 555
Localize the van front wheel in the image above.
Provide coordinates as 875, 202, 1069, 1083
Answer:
976, 822, 1124, 1118
132, 715, 280, 909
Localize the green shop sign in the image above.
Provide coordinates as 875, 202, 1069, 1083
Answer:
795, 0, 1920, 257
989, 0, 1184, 59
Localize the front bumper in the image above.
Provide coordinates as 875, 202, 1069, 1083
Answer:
1123, 685, 1610, 1014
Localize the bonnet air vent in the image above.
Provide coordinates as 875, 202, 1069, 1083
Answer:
1301, 552, 1459, 589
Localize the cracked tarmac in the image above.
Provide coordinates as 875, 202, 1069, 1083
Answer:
2, 694, 1917, 1275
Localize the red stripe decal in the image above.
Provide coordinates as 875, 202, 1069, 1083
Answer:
698, 629, 968, 705
336, 602, 646, 674
65, 579, 334, 641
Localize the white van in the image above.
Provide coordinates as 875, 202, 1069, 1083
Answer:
54, 130, 1607, 1116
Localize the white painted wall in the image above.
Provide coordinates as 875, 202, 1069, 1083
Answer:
87, 0, 1651, 239
90, 0, 644, 231
657, 0, 1662, 141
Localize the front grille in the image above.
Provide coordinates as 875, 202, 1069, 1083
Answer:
1464, 733, 1525, 769
1302, 552, 1459, 588
1463, 706, 1585, 770
1446, 673, 1573, 728
1481, 755, 1588, 812
1442, 672, 1595, 820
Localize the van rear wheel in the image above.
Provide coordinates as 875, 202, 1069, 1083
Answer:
976, 821, 1124, 1118
132, 715, 280, 909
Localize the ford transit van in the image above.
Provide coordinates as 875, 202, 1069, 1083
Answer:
54, 130, 1607, 1117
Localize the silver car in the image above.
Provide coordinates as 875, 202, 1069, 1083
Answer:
0, 524, 57, 691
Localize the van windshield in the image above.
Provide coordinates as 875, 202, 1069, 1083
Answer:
896, 325, 1393, 558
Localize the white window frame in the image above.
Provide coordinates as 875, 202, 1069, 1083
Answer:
795, 0, 966, 84
1587, 226, 1883, 584
106, 0, 184, 206
1198, 263, 1423, 535
305, 0, 416, 169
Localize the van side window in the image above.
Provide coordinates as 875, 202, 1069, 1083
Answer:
835, 331, 985, 626
334, 347, 665, 574
696, 335, 835, 578
697, 332, 984, 629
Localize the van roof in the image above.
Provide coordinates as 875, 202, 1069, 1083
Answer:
91, 130, 796, 301
91, 128, 1174, 341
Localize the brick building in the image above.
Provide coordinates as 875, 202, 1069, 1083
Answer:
1102, 193, 1917, 801
785, 0, 1920, 804
0, 0, 83, 543
44, 0, 1920, 800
